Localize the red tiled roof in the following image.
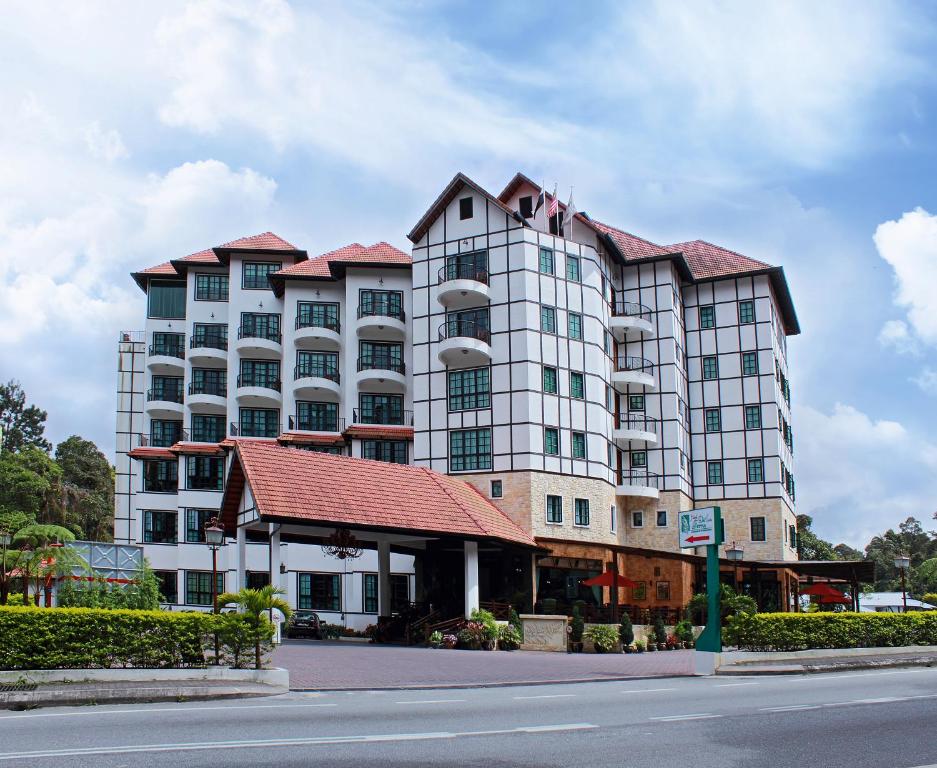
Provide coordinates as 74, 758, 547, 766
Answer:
177, 248, 220, 264
269, 242, 410, 294
218, 232, 301, 251
343, 424, 414, 440
221, 440, 536, 547
669, 239, 773, 280
169, 442, 225, 457
278, 432, 346, 447
590, 220, 675, 261
127, 446, 175, 460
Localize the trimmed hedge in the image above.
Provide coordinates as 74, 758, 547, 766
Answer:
0, 606, 220, 670
729, 611, 937, 652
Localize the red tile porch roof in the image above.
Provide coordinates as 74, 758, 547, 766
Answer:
343, 424, 414, 440
127, 446, 175, 460
277, 431, 346, 447
269, 242, 411, 295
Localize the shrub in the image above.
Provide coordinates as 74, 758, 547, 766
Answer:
585, 624, 618, 653
634, 640, 645, 652
923, 593, 937, 607
497, 623, 521, 651
321, 623, 343, 640
652, 614, 668, 646
0, 606, 218, 670
619, 613, 634, 646
570, 606, 584, 644
674, 619, 695, 644
457, 621, 488, 650
469, 608, 499, 644
217, 613, 255, 669
509, 606, 524, 641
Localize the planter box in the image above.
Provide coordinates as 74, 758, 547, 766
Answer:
519, 614, 567, 652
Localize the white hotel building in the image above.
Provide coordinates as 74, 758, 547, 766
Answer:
116, 172, 800, 623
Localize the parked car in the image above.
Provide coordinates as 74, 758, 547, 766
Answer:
286, 610, 322, 639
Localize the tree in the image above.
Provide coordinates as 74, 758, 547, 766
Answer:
687, 583, 758, 625
217, 586, 292, 670
55, 436, 115, 541
833, 543, 863, 561
911, 558, 937, 597
0, 381, 51, 453
796, 515, 839, 560
11, 523, 81, 605
865, 517, 937, 592
0, 447, 61, 522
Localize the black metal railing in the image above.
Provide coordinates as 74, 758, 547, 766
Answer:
188, 381, 227, 397
357, 303, 405, 322
357, 356, 406, 374
617, 469, 660, 489
236, 374, 281, 391
147, 388, 183, 404
438, 263, 489, 285
611, 299, 652, 323
190, 428, 224, 443
229, 422, 239, 437
187, 476, 223, 491
237, 325, 282, 344
149, 343, 185, 359
437, 319, 491, 344
143, 478, 177, 493
288, 415, 346, 433
616, 414, 659, 434
294, 365, 340, 383
190, 335, 228, 351
352, 408, 413, 426
615, 355, 654, 375
295, 315, 341, 332
138, 430, 189, 447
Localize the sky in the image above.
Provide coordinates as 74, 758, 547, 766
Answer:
1, 0, 936, 548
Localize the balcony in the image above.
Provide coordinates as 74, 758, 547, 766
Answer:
138, 430, 188, 448
145, 389, 184, 419
235, 326, 282, 359
616, 470, 660, 500
608, 300, 653, 342
294, 316, 341, 348
230, 422, 280, 439
188, 336, 228, 366
356, 304, 406, 339
437, 263, 490, 308
437, 320, 492, 367
293, 365, 341, 398
611, 356, 655, 392
288, 415, 346, 433
236, 374, 282, 407
351, 408, 413, 427
147, 343, 185, 374
356, 355, 406, 389
612, 414, 659, 447
187, 381, 227, 413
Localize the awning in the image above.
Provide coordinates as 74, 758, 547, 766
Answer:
582, 572, 639, 589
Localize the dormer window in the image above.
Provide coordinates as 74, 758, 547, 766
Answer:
519, 195, 533, 218
459, 197, 473, 220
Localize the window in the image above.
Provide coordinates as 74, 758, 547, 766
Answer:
153, 571, 177, 604
748, 458, 764, 483
297, 401, 338, 432
240, 312, 281, 342
603, 330, 611, 356
606, 385, 614, 412
239, 408, 280, 438
239, 359, 280, 389
572, 432, 586, 459
568, 312, 582, 339
742, 352, 759, 376
147, 279, 185, 319
391, 574, 410, 611
544, 427, 559, 455
570, 371, 584, 399
631, 451, 646, 468
789, 524, 797, 549
574, 498, 590, 526
566, 253, 581, 282
296, 351, 338, 381
143, 459, 177, 493
490, 480, 503, 498
705, 408, 721, 432
459, 196, 473, 220
242, 262, 281, 290
449, 428, 492, 471
191, 368, 226, 397
699, 305, 715, 329
745, 405, 762, 430
144, 510, 177, 544
186, 456, 224, 490
739, 300, 755, 325
632, 510, 643, 527
192, 323, 227, 350
363, 573, 378, 613
195, 273, 229, 301
750, 516, 766, 542
702, 356, 719, 380
358, 393, 405, 425
707, 461, 723, 485
360, 289, 404, 320
610, 505, 617, 533
656, 510, 667, 527
628, 394, 645, 411
519, 195, 533, 218
150, 375, 183, 403
247, 571, 270, 590
185, 571, 224, 606
298, 573, 340, 612
448, 367, 490, 411
540, 305, 556, 333
185, 508, 215, 543
542, 366, 558, 394
656, 581, 671, 600
151, 332, 184, 358
150, 420, 183, 448
607, 442, 614, 466
546, 495, 563, 524
297, 301, 339, 330
359, 340, 404, 372
189, 414, 223, 443
361, 440, 408, 464
539, 246, 554, 274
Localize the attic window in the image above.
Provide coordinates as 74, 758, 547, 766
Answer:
519, 195, 533, 218
459, 197, 473, 220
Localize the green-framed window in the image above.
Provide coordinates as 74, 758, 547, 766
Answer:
490, 480, 503, 498
705, 408, 721, 432
297, 401, 338, 432
546, 495, 563, 524
707, 461, 723, 485
240, 312, 281, 341
147, 280, 185, 319
572, 432, 586, 459
363, 573, 378, 613
742, 351, 759, 376
570, 371, 584, 399
745, 405, 762, 430
185, 508, 215, 542
603, 330, 611, 356
539, 247, 554, 274
150, 419, 182, 448
239, 408, 279, 438
195, 273, 229, 302
296, 351, 338, 380
191, 414, 225, 443
143, 510, 177, 544
544, 427, 559, 455
542, 366, 558, 394
702, 356, 718, 380
297, 301, 339, 330
748, 458, 764, 483
298, 573, 340, 611
242, 262, 281, 290
750, 516, 766, 541
566, 253, 581, 282
192, 323, 227, 349
699, 305, 715, 329
151, 332, 184, 357
568, 312, 582, 339
540, 305, 556, 333
739, 300, 755, 325
186, 457, 224, 491
360, 289, 404, 319
361, 440, 408, 464
631, 451, 646, 468
185, 571, 224, 606
448, 367, 490, 411
628, 394, 644, 411
574, 498, 590, 526
449, 428, 492, 471
143, 459, 177, 493
239, 359, 280, 389
191, 367, 226, 397
358, 393, 404, 425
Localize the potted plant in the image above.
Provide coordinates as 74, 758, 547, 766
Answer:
569, 606, 584, 653
498, 623, 522, 651
584, 624, 618, 654
653, 615, 668, 651
674, 619, 695, 649
428, 630, 443, 649
634, 640, 645, 653
441, 633, 458, 649
470, 608, 499, 650
619, 613, 634, 654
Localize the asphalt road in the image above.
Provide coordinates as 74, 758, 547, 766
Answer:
2, 668, 937, 767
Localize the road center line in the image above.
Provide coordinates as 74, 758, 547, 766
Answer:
394, 699, 466, 705
513, 694, 577, 700
714, 682, 759, 687
620, 688, 676, 694
650, 713, 721, 722
761, 705, 821, 712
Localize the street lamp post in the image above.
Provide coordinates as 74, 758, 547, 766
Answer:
205, 519, 225, 663
0, 531, 11, 605
726, 541, 744, 594
894, 553, 910, 613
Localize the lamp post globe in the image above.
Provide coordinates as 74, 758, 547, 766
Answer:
894, 554, 910, 571
0, 532, 11, 548
894, 553, 910, 613
726, 542, 744, 562
205, 523, 225, 547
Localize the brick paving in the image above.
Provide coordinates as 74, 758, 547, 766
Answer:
272, 640, 695, 690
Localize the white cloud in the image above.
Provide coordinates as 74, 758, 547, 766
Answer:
84, 122, 129, 163
913, 368, 937, 396
878, 319, 920, 355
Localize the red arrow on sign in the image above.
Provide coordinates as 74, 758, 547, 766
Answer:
685, 534, 711, 543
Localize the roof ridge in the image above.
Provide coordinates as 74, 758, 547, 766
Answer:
419, 467, 488, 538
461, 480, 534, 542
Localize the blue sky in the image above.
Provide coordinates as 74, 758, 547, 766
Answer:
1, 0, 936, 547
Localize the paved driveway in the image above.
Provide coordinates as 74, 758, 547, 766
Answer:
272, 640, 695, 689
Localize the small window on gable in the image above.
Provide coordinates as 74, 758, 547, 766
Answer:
459, 197, 473, 220
519, 195, 533, 219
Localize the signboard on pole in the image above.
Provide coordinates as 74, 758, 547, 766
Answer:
678, 506, 718, 549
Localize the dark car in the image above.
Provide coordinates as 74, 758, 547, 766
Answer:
286, 610, 322, 639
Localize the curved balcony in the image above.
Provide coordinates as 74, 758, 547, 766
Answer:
187, 381, 227, 414
145, 389, 184, 419
356, 355, 406, 390
294, 316, 341, 348
292, 365, 342, 398
611, 356, 656, 392
609, 300, 653, 341
235, 326, 282, 359
437, 320, 492, 367
188, 337, 228, 366
288, 415, 345, 434
235, 375, 282, 407
147, 344, 185, 374
356, 304, 406, 339
616, 470, 660, 500
437, 263, 490, 309
351, 408, 414, 427
612, 414, 659, 447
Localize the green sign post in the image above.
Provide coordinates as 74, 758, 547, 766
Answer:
678, 506, 724, 653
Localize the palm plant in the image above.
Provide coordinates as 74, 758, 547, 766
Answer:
217, 585, 292, 670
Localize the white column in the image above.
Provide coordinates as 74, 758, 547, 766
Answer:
377, 540, 392, 617
269, 524, 281, 591
236, 525, 247, 591
464, 540, 479, 618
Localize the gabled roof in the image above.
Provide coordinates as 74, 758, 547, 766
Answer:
219, 439, 536, 547
407, 172, 523, 244
497, 171, 540, 203
669, 239, 772, 280
269, 242, 410, 295
213, 231, 307, 265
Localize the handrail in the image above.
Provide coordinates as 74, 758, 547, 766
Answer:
237, 325, 282, 344
357, 356, 406, 374
188, 381, 226, 396
295, 315, 341, 332
352, 408, 413, 426
288, 415, 345, 433
294, 365, 340, 383
438, 263, 489, 285
147, 388, 183, 403
615, 355, 654, 374
618, 469, 660, 489
611, 299, 652, 322
438, 319, 490, 344
615, 414, 659, 433
357, 303, 405, 321
190, 335, 228, 351
148, 343, 185, 359
236, 374, 281, 391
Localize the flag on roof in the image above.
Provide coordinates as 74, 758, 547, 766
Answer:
547, 183, 558, 218
532, 180, 546, 219
563, 188, 577, 231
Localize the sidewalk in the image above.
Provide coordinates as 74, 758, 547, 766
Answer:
718, 648, 937, 676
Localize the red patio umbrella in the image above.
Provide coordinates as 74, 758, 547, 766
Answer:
816, 593, 852, 605
800, 583, 847, 598
582, 572, 639, 589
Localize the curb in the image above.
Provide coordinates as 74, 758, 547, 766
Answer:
717, 657, 937, 676
0, 683, 287, 711
289, 673, 694, 692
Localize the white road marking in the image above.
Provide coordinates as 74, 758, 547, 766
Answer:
714, 682, 759, 687
620, 687, 676, 694
0, 723, 599, 760
394, 699, 465, 705
761, 705, 821, 712
650, 713, 722, 722
0, 702, 337, 720
513, 694, 577, 700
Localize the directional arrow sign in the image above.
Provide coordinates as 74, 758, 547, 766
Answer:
685, 534, 712, 543
679, 507, 718, 549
